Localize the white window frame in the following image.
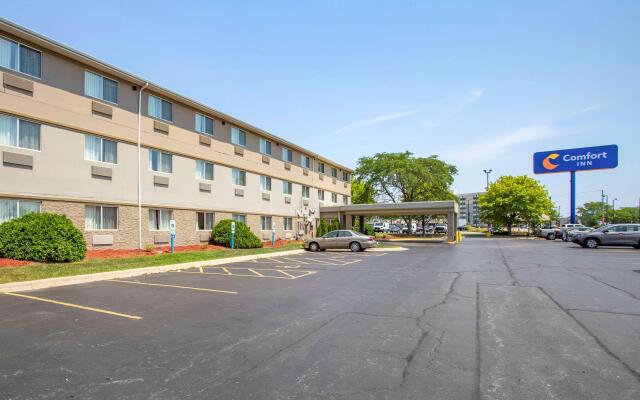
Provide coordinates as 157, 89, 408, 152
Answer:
148, 95, 173, 122
260, 138, 272, 155
84, 70, 118, 104
148, 149, 173, 174
342, 172, 350, 181
282, 147, 293, 163
232, 214, 246, 224
231, 127, 247, 147
318, 189, 325, 201
196, 211, 215, 231
0, 199, 41, 224
148, 209, 172, 231
301, 185, 310, 198
301, 155, 311, 169
0, 114, 41, 151
260, 175, 272, 192
261, 215, 272, 231
195, 113, 214, 136
0, 35, 42, 79
232, 168, 246, 186
317, 162, 325, 174
84, 205, 118, 231
332, 193, 338, 203
331, 167, 338, 178
283, 181, 293, 195
343, 196, 350, 205
283, 217, 293, 231
195, 159, 214, 181
84, 134, 117, 164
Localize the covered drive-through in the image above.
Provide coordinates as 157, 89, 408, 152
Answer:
319, 201, 459, 242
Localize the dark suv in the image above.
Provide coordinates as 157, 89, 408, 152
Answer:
572, 224, 640, 249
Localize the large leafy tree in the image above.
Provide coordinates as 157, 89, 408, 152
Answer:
478, 175, 553, 234
612, 207, 639, 223
351, 179, 376, 204
354, 152, 457, 233
577, 201, 607, 226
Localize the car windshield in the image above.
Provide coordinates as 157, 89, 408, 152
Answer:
594, 225, 612, 232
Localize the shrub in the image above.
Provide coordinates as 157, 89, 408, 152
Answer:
212, 219, 263, 249
316, 219, 329, 237
0, 213, 87, 262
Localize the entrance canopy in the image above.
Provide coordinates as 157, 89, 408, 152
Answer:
319, 201, 459, 242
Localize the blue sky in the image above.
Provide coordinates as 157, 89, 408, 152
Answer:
4, 1, 639, 211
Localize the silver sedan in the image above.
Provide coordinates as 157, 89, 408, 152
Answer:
305, 230, 376, 252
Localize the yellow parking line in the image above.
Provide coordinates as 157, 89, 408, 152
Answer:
1, 292, 142, 320
107, 280, 237, 294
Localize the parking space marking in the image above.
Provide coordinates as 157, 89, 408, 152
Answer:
1, 292, 142, 320
174, 267, 317, 280
107, 279, 238, 294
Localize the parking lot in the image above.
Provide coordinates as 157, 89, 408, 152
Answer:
1, 239, 639, 399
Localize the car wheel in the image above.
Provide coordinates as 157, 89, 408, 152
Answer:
349, 242, 361, 252
633, 242, 640, 249
546, 233, 555, 240
584, 238, 599, 249
309, 242, 320, 252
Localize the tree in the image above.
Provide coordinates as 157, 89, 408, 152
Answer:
478, 175, 553, 235
577, 202, 606, 226
354, 152, 457, 233
611, 207, 639, 224
351, 179, 376, 204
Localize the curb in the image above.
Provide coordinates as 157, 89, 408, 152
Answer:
0, 249, 306, 293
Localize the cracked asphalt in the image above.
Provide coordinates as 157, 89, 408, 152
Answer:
1, 239, 639, 399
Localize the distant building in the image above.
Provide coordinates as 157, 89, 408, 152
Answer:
458, 192, 485, 227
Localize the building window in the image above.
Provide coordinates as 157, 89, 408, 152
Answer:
0, 37, 41, 78
342, 172, 350, 181
232, 214, 246, 224
261, 215, 272, 230
343, 196, 350, 205
332, 193, 338, 203
317, 162, 325, 174
282, 147, 293, 163
301, 185, 310, 198
283, 181, 293, 195
149, 209, 172, 231
283, 217, 293, 231
331, 167, 338, 178
231, 127, 247, 146
84, 71, 118, 103
0, 114, 40, 150
195, 160, 214, 180
148, 95, 172, 121
85, 205, 118, 230
196, 211, 214, 230
195, 113, 214, 136
85, 135, 117, 164
232, 168, 246, 186
149, 149, 172, 173
301, 155, 311, 169
318, 189, 325, 201
0, 199, 40, 224
260, 138, 272, 155
260, 175, 272, 191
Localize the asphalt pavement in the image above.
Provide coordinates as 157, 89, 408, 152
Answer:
0, 239, 638, 399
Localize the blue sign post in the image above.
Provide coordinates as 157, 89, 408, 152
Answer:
533, 145, 618, 223
230, 221, 236, 250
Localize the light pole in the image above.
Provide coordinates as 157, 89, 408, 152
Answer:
612, 198, 617, 223
483, 169, 492, 191
605, 195, 609, 223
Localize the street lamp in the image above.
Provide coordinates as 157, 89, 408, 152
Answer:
483, 169, 492, 191
612, 198, 617, 223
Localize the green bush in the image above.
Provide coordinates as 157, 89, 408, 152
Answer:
212, 219, 263, 249
316, 219, 329, 237
0, 213, 87, 262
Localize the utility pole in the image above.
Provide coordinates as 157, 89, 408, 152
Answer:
612, 198, 617, 223
483, 169, 492, 191
601, 190, 606, 225
605, 195, 609, 223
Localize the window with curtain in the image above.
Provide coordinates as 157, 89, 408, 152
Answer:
301, 155, 311, 169
318, 189, 325, 201
149, 149, 172, 173
317, 162, 325, 173
149, 209, 172, 231
85, 205, 118, 230
260, 176, 271, 191
195, 113, 214, 136
232, 168, 246, 186
0, 199, 41, 224
283, 181, 293, 195
301, 185, 310, 198
260, 138, 272, 155
148, 95, 172, 121
0, 114, 40, 150
195, 160, 214, 180
261, 216, 272, 230
84, 71, 118, 103
282, 147, 293, 163
331, 167, 338, 178
196, 212, 214, 230
332, 193, 338, 203
342, 172, 350, 181
231, 214, 246, 224
0, 37, 41, 78
231, 127, 246, 146
85, 135, 117, 164
284, 217, 293, 231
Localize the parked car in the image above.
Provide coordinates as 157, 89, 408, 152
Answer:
562, 226, 593, 242
305, 230, 376, 252
536, 226, 559, 240
387, 224, 402, 233
372, 222, 388, 232
434, 224, 448, 234
571, 224, 640, 249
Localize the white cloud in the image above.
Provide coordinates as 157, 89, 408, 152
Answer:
570, 104, 602, 116
464, 88, 483, 103
330, 109, 418, 134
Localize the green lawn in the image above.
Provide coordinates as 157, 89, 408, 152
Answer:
0, 243, 303, 284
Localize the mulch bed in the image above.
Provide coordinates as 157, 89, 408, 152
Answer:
0, 258, 33, 268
